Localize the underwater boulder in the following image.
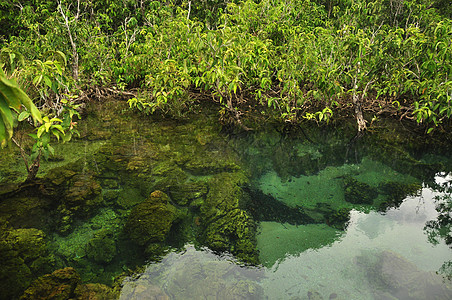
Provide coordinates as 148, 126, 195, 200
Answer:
200, 172, 259, 264
119, 245, 263, 300
85, 230, 117, 264
168, 180, 209, 206
125, 190, 177, 247
378, 181, 422, 211
57, 172, 102, 234
20, 267, 80, 300
44, 165, 103, 234
357, 250, 452, 299
0, 225, 55, 300
326, 207, 352, 230
343, 176, 378, 205
4, 228, 49, 266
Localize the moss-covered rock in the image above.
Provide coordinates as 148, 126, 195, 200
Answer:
85, 230, 117, 264
0, 225, 55, 300
20, 267, 80, 300
378, 181, 422, 211
326, 207, 352, 230
125, 190, 177, 247
168, 180, 209, 206
43, 165, 103, 234
200, 172, 259, 264
343, 176, 378, 205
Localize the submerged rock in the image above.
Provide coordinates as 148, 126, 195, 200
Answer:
21, 267, 119, 300
200, 172, 259, 264
357, 250, 452, 299
85, 230, 117, 264
378, 181, 422, 211
20, 267, 80, 300
119, 245, 264, 300
125, 191, 177, 247
0, 225, 55, 300
343, 176, 378, 205
168, 180, 209, 206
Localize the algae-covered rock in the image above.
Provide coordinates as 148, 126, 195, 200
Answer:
200, 172, 259, 264
20, 268, 118, 299
20, 267, 80, 300
326, 207, 351, 230
43, 165, 103, 234
343, 176, 378, 205
5, 228, 48, 265
168, 180, 209, 206
125, 190, 176, 246
182, 153, 241, 175
85, 230, 117, 264
57, 172, 102, 234
0, 226, 55, 300
0, 241, 32, 300
378, 181, 422, 211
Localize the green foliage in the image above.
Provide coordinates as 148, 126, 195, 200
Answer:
1, 0, 451, 129
0, 68, 42, 147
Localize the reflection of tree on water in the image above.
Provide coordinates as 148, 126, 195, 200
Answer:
423, 174, 452, 280
424, 194, 452, 247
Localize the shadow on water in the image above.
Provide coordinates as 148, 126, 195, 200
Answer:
0, 100, 451, 299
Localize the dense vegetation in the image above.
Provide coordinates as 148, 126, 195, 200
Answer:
0, 0, 451, 139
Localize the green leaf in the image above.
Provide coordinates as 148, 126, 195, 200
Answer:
37, 125, 46, 138
11, 84, 42, 123
18, 111, 30, 121
47, 143, 54, 156
51, 130, 61, 141
0, 95, 14, 140
33, 75, 42, 86
43, 75, 52, 88
52, 124, 65, 135
0, 79, 21, 109
0, 113, 7, 148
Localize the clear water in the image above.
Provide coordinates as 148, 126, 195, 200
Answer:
120, 171, 452, 300
1, 103, 451, 299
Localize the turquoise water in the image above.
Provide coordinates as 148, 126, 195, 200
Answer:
1, 102, 451, 299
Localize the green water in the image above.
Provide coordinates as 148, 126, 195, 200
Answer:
1, 101, 451, 299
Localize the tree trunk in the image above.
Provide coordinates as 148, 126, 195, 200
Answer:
353, 91, 367, 132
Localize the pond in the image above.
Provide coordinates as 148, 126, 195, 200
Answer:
0, 100, 451, 299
